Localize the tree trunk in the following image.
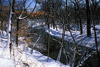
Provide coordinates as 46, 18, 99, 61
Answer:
74, 3, 77, 24
92, 0, 100, 66
79, 17, 82, 34
77, 3, 83, 34
67, 25, 77, 67
1, 20, 3, 35
93, 21, 100, 67
16, 19, 20, 47
0, 0, 2, 11
47, 18, 50, 62
86, 0, 91, 37
7, 0, 16, 54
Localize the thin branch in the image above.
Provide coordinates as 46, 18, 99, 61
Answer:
8, 0, 11, 6
18, 2, 37, 20
26, 0, 34, 9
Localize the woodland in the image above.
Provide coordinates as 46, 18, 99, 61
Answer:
0, 0, 100, 67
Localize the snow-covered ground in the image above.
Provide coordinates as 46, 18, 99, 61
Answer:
1, 20, 99, 67
46, 25, 100, 50
0, 35, 69, 67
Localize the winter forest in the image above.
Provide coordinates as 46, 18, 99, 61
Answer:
0, 0, 100, 67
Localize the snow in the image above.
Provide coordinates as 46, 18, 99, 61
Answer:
0, 58, 14, 67
0, 35, 69, 67
17, 49, 69, 67
46, 25, 100, 50
2, 20, 100, 67
95, 25, 100, 30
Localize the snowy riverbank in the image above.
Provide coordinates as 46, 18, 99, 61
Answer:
46, 25, 100, 50
0, 35, 70, 67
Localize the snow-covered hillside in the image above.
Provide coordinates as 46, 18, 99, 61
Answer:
0, 35, 70, 67
46, 25, 100, 50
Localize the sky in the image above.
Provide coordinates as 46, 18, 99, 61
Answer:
2, 0, 40, 11
25, 0, 41, 11
2, 0, 100, 11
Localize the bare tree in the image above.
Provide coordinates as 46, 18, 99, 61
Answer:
16, 0, 37, 47
7, 0, 16, 54
0, 0, 2, 11
91, 0, 100, 66
70, 0, 83, 34
86, 0, 91, 37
